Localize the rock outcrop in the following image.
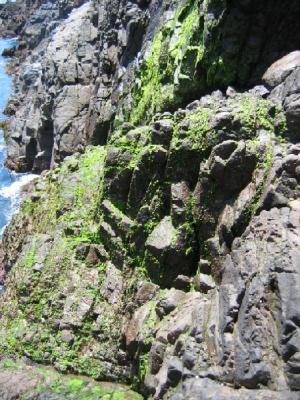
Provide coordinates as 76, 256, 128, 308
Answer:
0, 0, 300, 399
3, 0, 300, 172
0, 1, 40, 38
0, 359, 142, 399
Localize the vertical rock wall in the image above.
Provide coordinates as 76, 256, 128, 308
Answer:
4, 0, 300, 173
0, 1, 300, 399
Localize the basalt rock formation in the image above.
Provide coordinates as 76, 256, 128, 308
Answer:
1, 0, 300, 399
4, 0, 300, 172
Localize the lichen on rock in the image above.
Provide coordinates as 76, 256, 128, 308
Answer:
1, 0, 300, 399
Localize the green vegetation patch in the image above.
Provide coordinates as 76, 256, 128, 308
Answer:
0, 146, 118, 379
0, 360, 143, 400
129, 0, 203, 125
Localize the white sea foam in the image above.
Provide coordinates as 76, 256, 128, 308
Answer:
0, 173, 37, 198
0, 174, 38, 237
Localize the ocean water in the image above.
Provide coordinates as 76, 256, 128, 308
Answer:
0, 38, 36, 236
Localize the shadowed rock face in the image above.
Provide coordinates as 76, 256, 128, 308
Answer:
0, 0, 300, 399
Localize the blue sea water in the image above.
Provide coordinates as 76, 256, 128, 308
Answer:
0, 38, 36, 236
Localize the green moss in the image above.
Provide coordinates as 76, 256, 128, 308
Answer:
129, 0, 202, 125
46, 378, 140, 400
23, 146, 106, 247
138, 352, 150, 381
21, 240, 37, 269
184, 108, 214, 150
0, 120, 7, 130
232, 94, 276, 136
66, 378, 85, 393
245, 143, 274, 219
0, 361, 143, 399
0, 146, 118, 379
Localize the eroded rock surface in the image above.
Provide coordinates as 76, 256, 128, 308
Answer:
0, 359, 142, 400
1, 82, 300, 398
3, 0, 300, 172
0, 1, 300, 399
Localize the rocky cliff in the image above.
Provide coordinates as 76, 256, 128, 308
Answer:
1, 0, 300, 399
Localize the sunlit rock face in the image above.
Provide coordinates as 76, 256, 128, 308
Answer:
0, 0, 300, 399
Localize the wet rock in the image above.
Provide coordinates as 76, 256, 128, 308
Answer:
2, 47, 15, 57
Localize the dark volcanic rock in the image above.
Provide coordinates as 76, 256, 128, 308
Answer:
4, 0, 300, 173
1, 1, 300, 399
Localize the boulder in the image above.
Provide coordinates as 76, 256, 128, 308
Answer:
262, 51, 300, 88
146, 217, 176, 258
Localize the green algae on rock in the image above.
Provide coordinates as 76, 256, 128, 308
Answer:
1, 0, 300, 397
0, 359, 142, 400
0, 89, 292, 397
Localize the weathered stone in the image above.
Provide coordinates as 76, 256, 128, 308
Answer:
60, 329, 75, 344
0, 360, 142, 400
173, 275, 191, 292
263, 51, 300, 88
125, 302, 157, 356
167, 357, 183, 386
170, 378, 300, 400
194, 274, 216, 293
155, 288, 186, 318
149, 342, 167, 375
1, 2, 300, 397
171, 182, 190, 226
198, 259, 212, 275
146, 217, 176, 258
135, 281, 159, 305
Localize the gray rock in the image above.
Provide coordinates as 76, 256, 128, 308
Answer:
60, 329, 74, 344
198, 259, 211, 275
170, 378, 300, 400
167, 357, 183, 386
173, 275, 191, 292
156, 288, 186, 318
146, 217, 176, 257
135, 281, 160, 305
262, 51, 300, 88
193, 274, 216, 293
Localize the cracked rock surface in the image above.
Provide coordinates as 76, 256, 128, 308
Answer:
0, 0, 300, 399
